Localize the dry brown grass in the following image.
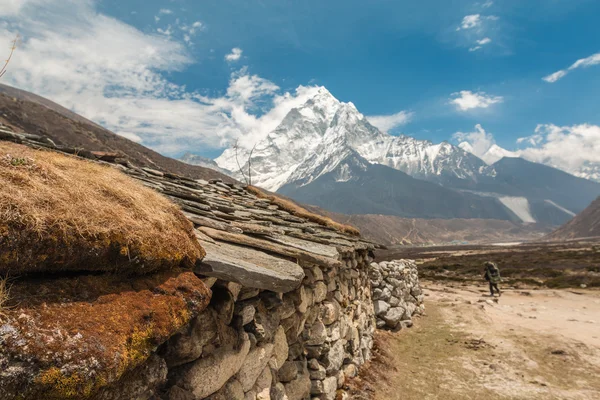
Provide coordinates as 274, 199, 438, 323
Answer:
246, 185, 360, 236
0, 276, 10, 318
0, 142, 205, 275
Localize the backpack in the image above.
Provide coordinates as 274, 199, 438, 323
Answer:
488, 265, 500, 283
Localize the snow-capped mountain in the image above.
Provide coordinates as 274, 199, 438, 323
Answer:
458, 142, 519, 165
216, 87, 600, 225
459, 141, 600, 183
216, 87, 491, 191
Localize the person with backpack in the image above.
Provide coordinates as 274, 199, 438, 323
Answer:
484, 261, 502, 297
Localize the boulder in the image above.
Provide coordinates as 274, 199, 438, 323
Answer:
283, 362, 311, 400
321, 301, 341, 325
322, 340, 345, 374
309, 364, 326, 380
163, 309, 217, 367
373, 301, 390, 316
304, 321, 327, 346
271, 382, 289, 400
272, 326, 289, 369
210, 378, 245, 400
253, 366, 273, 400
169, 332, 251, 399
383, 307, 405, 328
278, 361, 299, 383
237, 343, 275, 391
313, 282, 328, 303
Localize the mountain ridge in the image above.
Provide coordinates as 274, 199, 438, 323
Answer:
215, 87, 600, 225
216, 87, 494, 192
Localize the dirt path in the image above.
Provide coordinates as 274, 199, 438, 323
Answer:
351, 283, 600, 400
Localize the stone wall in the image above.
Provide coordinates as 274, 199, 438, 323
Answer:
113, 249, 376, 400
90, 257, 427, 400
369, 260, 425, 330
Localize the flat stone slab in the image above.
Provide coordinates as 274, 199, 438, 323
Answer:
196, 240, 305, 293
265, 234, 339, 259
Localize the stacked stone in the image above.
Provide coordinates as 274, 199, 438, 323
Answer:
161, 249, 376, 400
369, 260, 425, 330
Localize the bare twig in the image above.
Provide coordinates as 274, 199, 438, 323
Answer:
0, 35, 18, 80
233, 139, 249, 185
248, 143, 257, 186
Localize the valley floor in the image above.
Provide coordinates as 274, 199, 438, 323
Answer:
349, 282, 600, 400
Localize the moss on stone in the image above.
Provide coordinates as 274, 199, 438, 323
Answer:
0, 270, 212, 400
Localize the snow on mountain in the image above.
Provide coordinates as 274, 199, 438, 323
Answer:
498, 196, 536, 223
216, 87, 340, 189
216, 87, 492, 191
572, 162, 600, 183
459, 141, 519, 165
459, 140, 600, 183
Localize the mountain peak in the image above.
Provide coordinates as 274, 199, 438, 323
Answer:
216, 87, 492, 191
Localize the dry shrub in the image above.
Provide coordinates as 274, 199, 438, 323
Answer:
246, 185, 360, 236
0, 142, 205, 275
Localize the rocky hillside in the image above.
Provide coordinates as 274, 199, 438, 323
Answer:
0, 84, 233, 182
314, 212, 549, 246
546, 196, 600, 240
278, 151, 517, 221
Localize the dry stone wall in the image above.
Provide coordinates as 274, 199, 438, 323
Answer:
370, 260, 425, 330
158, 249, 376, 400
90, 257, 426, 400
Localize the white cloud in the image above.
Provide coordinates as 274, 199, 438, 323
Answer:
469, 37, 492, 51
458, 14, 482, 30
454, 125, 518, 165
157, 25, 173, 37
457, 123, 600, 177
366, 111, 414, 133
0, 0, 40, 17
159, 9, 173, 15
454, 124, 494, 154
543, 52, 600, 83
225, 47, 243, 62
516, 124, 600, 175
0, 0, 319, 155
457, 14, 498, 31
482, 1, 494, 8
456, 14, 498, 52
178, 21, 203, 44
450, 90, 503, 111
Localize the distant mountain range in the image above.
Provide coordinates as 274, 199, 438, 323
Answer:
213, 87, 600, 226
458, 138, 600, 183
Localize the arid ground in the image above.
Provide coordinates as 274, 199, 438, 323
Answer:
349, 282, 600, 399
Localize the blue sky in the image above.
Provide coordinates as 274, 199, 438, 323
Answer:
1, 0, 599, 165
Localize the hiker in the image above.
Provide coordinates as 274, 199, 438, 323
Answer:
483, 261, 501, 297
